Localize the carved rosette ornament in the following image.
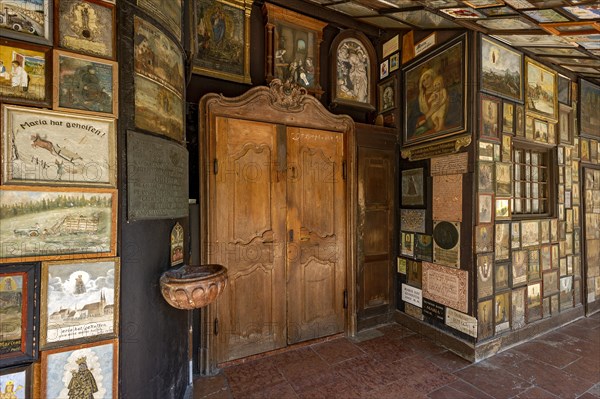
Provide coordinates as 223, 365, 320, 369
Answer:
268, 79, 308, 112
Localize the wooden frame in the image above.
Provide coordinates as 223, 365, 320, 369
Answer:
0, 186, 118, 264
53, 49, 117, 117
558, 74, 571, 105
559, 104, 574, 145
1, 104, 117, 187
478, 161, 495, 193
480, 94, 501, 140
0, 364, 32, 397
540, 21, 600, 36
55, 0, 116, 60
502, 102, 515, 134
40, 257, 120, 349
263, 2, 327, 97
402, 33, 467, 146
0, 38, 52, 107
401, 168, 425, 207
480, 35, 523, 102
463, 0, 505, 8
380, 59, 389, 79
378, 74, 397, 113
0, 263, 38, 367
192, 0, 251, 84
41, 338, 118, 399
478, 193, 494, 224
579, 78, 600, 139
329, 29, 377, 110
527, 282, 543, 322
495, 197, 511, 220
525, 57, 558, 121
0, 0, 52, 45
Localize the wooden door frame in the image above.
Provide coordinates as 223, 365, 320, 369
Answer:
198, 80, 357, 374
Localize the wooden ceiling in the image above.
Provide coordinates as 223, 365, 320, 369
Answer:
303, 0, 600, 81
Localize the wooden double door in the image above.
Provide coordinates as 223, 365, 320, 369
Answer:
210, 116, 347, 364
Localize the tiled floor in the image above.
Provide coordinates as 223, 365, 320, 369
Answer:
193, 313, 600, 399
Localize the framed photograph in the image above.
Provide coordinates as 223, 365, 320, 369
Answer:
495, 198, 511, 220
558, 75, 571, 105
478, 193, 494, 224
502, 103, 515, 134
56, 0, 115, 59
580, 79, 600, 139
475, 225, 494, 253
264, 3, 326, 96
478, 299, 493, 340
0, 186, 117, 264
134, 16, 184, 95
41, 339, 118, 399
495, 222, 510, 261
501, 134, 512, 162
521, 220, 539, 248
389, 52, 399, 72
401, 232, 414, 257
559, 104, 574, 145
378, 75, 397, 113
511, 221, 521, 249
478, 161, 495, 194
401, 168, 425, 206
525, 57, 558, 121
477, 253, 493, 299
495, 162, 512, 196
495, 263, 510, 291
0, 364, 32, 398
528, 249, 541, 281
137, 0, 182, 41
402, 34, 467, 146
0, 264, 38, 367
0, 38, 51, 107
495, 291, 510, 333
527, 282, 542, 322
512, 286, 526, 329
40, 258, 120, 349
0, 0, 52, 45
193, 0, 251, 84
479, 141, 494, 161
480, 35, 523, 102
480, 94, 501, 140
1, 104, 117, 187
512, 250, 527, 286
515, 104, 524, 136
380, 59, 389, 79
53, 50, 117, 117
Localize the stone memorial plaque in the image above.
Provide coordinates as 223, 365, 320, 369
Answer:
127, 131, 189, 220
430, 152, 468, 176
400, 209, 426, 233
422, 261, 468, 313
433, 175, 463, 222
445, 307, 477, 338
433, 221, 461, 268
422, 298, 445, 322
404, 303, 424, 320
402, 284, 423, 308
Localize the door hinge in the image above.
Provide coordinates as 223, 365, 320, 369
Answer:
213, 318, 219, 336
342, 160, 347, 180
213, 159, 218, 175
343, 289, 348, 309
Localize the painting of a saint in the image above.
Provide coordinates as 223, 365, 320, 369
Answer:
403, 36, 466, 145
336, 38, 369, 103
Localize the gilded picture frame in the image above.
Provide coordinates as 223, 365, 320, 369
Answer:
0, 186, 118, 264
1, 104, 117, 187
0, 38, 51, 107
192, 0, 251, 84
402, 34, 467, 146
55, 0, 116, 60
0, 0, 53, 45
53, 49, 118, 118
41, 338, 118, 399
525, 57, 558, 121
40, 257, 120, 349
0, 263, 38, 368
480, 35, 523, 102
330, 29, 377, 110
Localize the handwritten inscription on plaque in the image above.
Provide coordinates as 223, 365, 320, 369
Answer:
445, 307, 477, 338
430, 152, 468, 176
127, 130, 189, 220
422, 261, 468, 313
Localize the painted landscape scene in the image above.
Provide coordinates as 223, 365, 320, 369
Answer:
0, 274, 24, 355
0, 189, 114, 261
481, 37, 522, 101
527, 60, 556, 119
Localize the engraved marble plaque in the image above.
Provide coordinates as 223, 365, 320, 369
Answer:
433, 175, 463, 222
422, 261, 468, 313
402, 284, 423, 308
430, 152, 468, 176
445, 307, 477, 338
127, 131, 189, 220
422, 298, 445, 322
400, 209, 426, 233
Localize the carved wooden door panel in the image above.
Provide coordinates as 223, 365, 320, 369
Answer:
357, 148, 395, 330
286, 127, 346, 344
213, 117, 287, 363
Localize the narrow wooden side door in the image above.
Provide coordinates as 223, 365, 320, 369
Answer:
286, 127, 346, 344
212, 117, 287, 363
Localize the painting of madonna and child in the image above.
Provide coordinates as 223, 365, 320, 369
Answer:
403, 36, 466, 146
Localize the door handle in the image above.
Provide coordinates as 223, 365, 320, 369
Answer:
289, 229, 294, 242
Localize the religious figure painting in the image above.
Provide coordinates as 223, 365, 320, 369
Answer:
580, 79, 600, 139
40, 258, 120, 348
481, 35, 522, 102
525, 57, 558, 121
403, 34, 466, 145
42, 339, 117, 399
0, 365, 31, 399
193, 0, 251, 84
331, 30, 376, 110
57, 0, 115, 59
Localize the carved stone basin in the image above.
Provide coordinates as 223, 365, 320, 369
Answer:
160, 264, 227, 310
